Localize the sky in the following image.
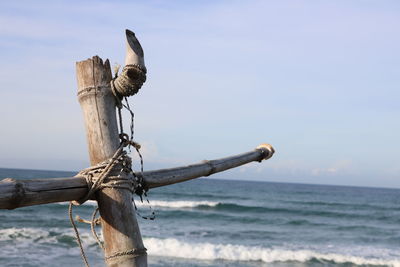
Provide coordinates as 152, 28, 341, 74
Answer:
0, 0, 399, 188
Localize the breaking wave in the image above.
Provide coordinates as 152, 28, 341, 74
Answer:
57, 200, 220, 209
0, 227, 96, 246
1, 228, 399, 266
136, 200, 220, 209
144, 237, 400, 266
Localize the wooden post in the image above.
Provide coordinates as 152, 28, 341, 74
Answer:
76, 56, 147, 267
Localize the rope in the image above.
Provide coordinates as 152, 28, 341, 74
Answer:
105, 248, 147, 261
72, 145, 127, 206
91, 208, 104, 250
69, 202, 90, 267
69, 138, 149, 266
111, 64, 146, 98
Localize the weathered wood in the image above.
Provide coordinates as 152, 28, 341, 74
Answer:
77, 56, 146, 267
0, 144, 274, 209
143, 144, 274, 189
0, 177, 87, 209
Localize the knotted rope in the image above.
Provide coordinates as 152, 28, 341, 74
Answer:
68, 137, 148, 267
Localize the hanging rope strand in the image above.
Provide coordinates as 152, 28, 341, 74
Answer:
69, 202, 90, 267
119, 96, 153, 219
91, 207, 104, 250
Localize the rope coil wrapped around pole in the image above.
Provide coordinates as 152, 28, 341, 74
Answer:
68, 136, 148, 267
112, 64, 146, 98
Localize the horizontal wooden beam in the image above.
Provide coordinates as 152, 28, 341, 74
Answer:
141, 144, 274, 189
0, 144, 274, 210
0, 177, 88, 209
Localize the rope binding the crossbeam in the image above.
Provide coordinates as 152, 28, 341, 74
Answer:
68, 134, 150, 267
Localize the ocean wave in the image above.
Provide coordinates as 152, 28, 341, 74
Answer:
1, 228, 399, 266
0, 227, 102, 266
56, 200, 220, 209
55, 200, 98, 206
55, 200, 396, 225
57, 200, 370, 219
144, 237, 400, 266
153, 191, 250, 200
198, 202, 368, 218
0, 227, 53, 242
136, 200, 219, 209
285, 200, 398, 211
0, 227, 96, 246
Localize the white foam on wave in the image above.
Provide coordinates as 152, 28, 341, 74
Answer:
1, 228, 400, 266
0, 227, 102, 266
0, 227, 53, 242
136, 200, 219, 209
56, 200, 97, 206
58, 200, 219, 209
144, 237, 400, 266
0, 227, 96, 245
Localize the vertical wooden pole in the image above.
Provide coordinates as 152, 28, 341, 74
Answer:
76, 56, 147, 267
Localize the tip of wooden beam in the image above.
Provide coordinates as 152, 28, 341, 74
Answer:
256, 143, 275, 160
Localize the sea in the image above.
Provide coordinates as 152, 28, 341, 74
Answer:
1, 168, 400, 267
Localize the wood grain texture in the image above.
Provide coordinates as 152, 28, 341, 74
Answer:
76, 56, 146, 267
0, 177, 87, 209
142, 146, 274, 188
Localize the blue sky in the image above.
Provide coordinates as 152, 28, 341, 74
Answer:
0, 0, 399, 188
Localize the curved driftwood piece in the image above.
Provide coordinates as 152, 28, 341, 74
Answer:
0, 144, 274, 210
112, 29, 147, 98
125, 29, 146, 69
